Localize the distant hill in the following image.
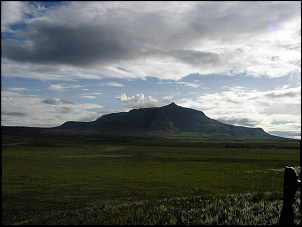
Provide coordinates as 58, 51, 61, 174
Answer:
55, 102, 276, 138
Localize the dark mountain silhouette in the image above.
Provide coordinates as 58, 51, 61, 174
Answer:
56, 102, 275, 138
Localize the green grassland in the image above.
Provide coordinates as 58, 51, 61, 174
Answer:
2, 133, 300, 225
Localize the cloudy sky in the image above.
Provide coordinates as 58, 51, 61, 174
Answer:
1, 1, 301, 139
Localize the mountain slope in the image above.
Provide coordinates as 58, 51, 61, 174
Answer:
57, 102, 273, 138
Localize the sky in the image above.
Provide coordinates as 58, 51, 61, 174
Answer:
1, 1, 301, 139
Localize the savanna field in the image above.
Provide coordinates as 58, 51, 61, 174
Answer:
2, 133, 301, 225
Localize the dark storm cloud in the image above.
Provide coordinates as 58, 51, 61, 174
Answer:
170, 50, 220, 67
0, 2, 239, 68
2, 21, 139, 66
1, 1, 301, 79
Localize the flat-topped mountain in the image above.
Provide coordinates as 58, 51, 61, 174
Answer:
57, 102, 274, 138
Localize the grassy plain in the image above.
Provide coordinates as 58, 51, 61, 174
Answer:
2, 132, 300, 225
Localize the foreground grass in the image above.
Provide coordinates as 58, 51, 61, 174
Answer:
2, 134, 300, 225
10, 192, 302, 225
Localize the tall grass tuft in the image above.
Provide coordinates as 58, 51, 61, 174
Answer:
25, 192, 300, 225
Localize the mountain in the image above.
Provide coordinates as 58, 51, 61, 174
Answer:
56, 102, 274, 138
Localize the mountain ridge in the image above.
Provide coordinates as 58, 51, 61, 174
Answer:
56, 102, 275, 138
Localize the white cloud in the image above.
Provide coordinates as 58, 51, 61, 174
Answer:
1, 91, 22, 97
1, 96, 104, 127
178, 84, 301, 139
99, 82, 125, 87
81, 95, 98, 100
48, 84, 84, 91
8, 87, 30, 92
176, 81, 200, 88
1, 1, 27, 32
80, 92, 103, 99
117, 93, 173, 109
1, 59, 105, 81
